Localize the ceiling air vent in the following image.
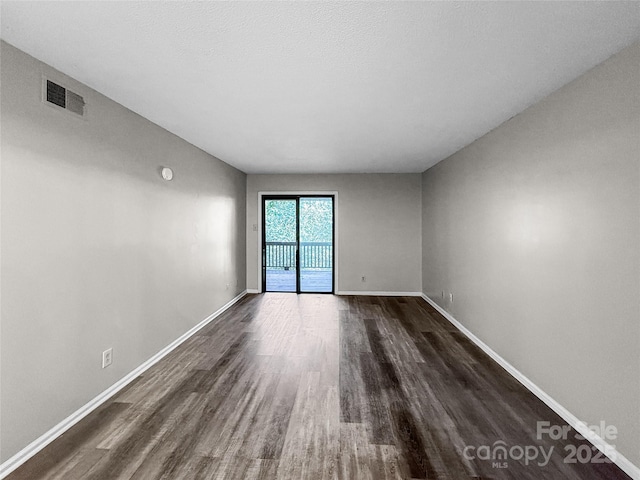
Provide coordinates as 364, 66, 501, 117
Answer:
45, 79, 85, 116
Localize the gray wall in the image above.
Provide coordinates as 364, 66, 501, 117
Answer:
246, 174, 422, 294
422, 42, 639, 465
0, 41, 247, 462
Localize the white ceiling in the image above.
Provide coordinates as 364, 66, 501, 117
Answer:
1, 2, 639, 174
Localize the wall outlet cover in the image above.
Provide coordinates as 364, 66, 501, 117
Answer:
102, 348, 113, 369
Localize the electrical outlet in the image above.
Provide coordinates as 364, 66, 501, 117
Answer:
449, 293, 454, 302
102, 348, 113, 369
361, 276, 366, 282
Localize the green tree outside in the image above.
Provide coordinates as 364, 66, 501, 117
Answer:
265, 198, 333, 243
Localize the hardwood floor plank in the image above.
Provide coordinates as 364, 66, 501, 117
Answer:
337, 422, 403, 480
129, 393, 208, 480
276, 371, 340, 479
391, 406, 437, 479
339, 310, 371, 423
257, 372, 300, 460
359, 352, 396, 445
7, 294, 632, 480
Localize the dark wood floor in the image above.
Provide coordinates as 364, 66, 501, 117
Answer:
7, 294, 630, 480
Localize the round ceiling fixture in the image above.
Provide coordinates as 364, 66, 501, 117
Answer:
161, 167, 173, 181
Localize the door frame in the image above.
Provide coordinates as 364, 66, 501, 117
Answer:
258, 191, 338, 294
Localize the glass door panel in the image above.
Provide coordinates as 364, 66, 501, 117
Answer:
299, 197, 333, 293
264, 199, 298, 292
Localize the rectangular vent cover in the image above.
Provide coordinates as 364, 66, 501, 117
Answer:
45, 79, 85, 116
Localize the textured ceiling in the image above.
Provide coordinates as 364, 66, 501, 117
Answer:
1, 2, 639, 174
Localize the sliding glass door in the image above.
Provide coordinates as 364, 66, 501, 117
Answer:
262, 195, 334, 293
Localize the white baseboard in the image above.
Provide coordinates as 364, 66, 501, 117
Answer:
420, 293, 640, 480
0, 290, 248, 479
246, 289, 260, 294
337, 291, 422, 297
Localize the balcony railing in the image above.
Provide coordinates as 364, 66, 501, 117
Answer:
265, 242, 333, 269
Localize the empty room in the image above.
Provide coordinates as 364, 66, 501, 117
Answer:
1, 1, 638, 479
